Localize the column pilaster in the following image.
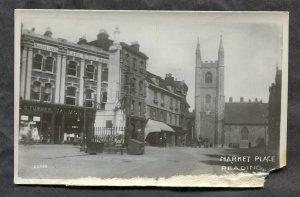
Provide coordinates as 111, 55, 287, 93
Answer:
25, 47, 33, 100
96, 64, 102, 104
55, 54, 62, 104
20, 47, 28, 99
79, 59, 85, 107
59, 55, 66, 104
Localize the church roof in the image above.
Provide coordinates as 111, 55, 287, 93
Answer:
224, 102, 268, 125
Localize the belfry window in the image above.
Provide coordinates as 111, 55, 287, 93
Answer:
85, 89, 95, 107
44, 56, 54, 72
205, 72, 213, 83
67, 61, 78, 77
44, 83, 52, 102
206, 94, 211, 103
32, 81, 41, 100
86, 65, 95, 80
33, 54, 43, 70
66, 87, 77, 105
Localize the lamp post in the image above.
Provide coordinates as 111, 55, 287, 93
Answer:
83, 75, 88, 152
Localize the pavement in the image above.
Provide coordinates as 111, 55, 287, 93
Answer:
17, 145, 224, 179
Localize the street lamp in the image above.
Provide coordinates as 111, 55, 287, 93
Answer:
82, 75, 88, 152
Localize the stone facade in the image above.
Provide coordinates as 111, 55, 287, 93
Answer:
195, 36, 225, 146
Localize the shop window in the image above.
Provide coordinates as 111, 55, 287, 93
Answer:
44, 83, 52, 102
44, 56, 54, 72
85, 89, 95, 107
32, 81, 41, 100
206, 94, 211, 103
67, 61, 78, 77
33, 54, 43, 70
86, 65, 95, 80
66, 87, 77, 105
205, 72, 213, 83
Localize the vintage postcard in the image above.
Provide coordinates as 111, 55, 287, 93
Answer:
14, 10, 288, 187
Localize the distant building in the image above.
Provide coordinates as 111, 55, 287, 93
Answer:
144, 72, 191, 146
195, 36, 225, 146
19, 28, 109, 144
268, 68, 282, 150
223, 98, 268, 148
87, 27, 148, 144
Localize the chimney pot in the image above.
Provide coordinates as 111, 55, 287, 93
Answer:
240, 97, 244, 102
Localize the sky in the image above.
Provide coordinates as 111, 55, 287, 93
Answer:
20, 11, 283, 111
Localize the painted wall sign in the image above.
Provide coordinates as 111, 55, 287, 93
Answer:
67, 50, 109, 64
33, 43, 59, 53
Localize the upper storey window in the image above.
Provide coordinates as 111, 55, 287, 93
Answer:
101, 65, 108, 82
44, 83, 52, 102
32, 81, 41, 100
205, 72, 213, 83
66, 87, 77, 105
86, 65, 95, 80
67, 61, 78, 77
44, 57, 54, 72
33, 54, 43, 70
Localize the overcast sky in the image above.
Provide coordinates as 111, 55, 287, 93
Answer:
20, 11, 283, 111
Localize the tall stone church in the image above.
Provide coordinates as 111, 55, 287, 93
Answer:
195, 36, 225, 146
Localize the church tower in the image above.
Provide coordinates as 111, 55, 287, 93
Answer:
195, 35, 225, 146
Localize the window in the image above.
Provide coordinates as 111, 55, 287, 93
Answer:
44, 56, 54, 72
169, 113, 172, 124
175, 100, 178, 108
66, 87, 77, 105
139, 61, 144, 73
32, 81, 41, 100
131, 78, 136, 93
44, 83, 52, 102
161, 94, 164, 101
131, 100, 135, 115
86, 65, 95, 80
160, 111, 164, 121
206, 94, 211, 103
241, 127, 249, 140
152, 108, 156, 120
139, 102, 142, 117
133, 58, 137, 70
67, 61, 78, 76
101, 92, 107, 103
101, 65, 108, 82
85, 89, 95, 107
175, 115, 177, 125
139, 80, 143, 93
33, 54, 43, 70
205, 72, 213, 83
170, 98, 173, 109
154, 91, 157, 99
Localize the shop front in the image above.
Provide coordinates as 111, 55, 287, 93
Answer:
19, 100, 96, 144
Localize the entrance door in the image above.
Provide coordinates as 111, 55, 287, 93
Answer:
41, 113, 53, 143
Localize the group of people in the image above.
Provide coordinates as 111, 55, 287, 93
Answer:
196, 136, 212, 148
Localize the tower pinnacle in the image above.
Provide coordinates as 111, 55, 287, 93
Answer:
218, 34, 224, 60
196, 37, 201, 60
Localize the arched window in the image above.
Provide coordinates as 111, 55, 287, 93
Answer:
32, 81, 41, 100
205, 72, 213, 83
33, 54, 43, 70
44, 56, 54, 72
44, 83, 52, 102
67, 61, 78, 76
86, 65, 95, 80
241, 127, 249, 140
85, 89, 95, 107
66, 87, 77, 105
139, 80, 143, 93
206, 94, 211, 103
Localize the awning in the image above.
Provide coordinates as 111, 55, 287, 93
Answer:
144, 119, 175, 140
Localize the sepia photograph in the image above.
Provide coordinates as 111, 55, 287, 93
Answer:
14, 10, 288, 187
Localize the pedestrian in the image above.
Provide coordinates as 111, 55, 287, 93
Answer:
198, 136, 203, 148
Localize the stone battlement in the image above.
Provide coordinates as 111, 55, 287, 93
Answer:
201, 60, 218, 67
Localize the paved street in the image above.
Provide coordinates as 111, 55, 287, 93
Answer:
18, 145, 224, 179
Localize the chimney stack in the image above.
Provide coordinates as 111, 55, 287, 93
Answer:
255, 98, 258, 102
240, 97, 244, 102
229, 97, 233, 102
131, 41, 140, 51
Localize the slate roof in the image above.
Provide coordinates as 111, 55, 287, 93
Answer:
224, 102, 268, 125
146, 71, 170, 91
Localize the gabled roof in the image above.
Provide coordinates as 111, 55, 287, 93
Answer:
224, 102, 268, 125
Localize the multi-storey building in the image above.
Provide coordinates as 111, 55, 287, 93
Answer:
87, 28, 148, 144
19, 28, 109, 144
144, 71, 187, 146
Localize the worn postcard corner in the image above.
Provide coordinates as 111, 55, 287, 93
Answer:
14, 10, 288, 188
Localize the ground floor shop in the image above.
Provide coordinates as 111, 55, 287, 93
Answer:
19, 101, 96, 144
